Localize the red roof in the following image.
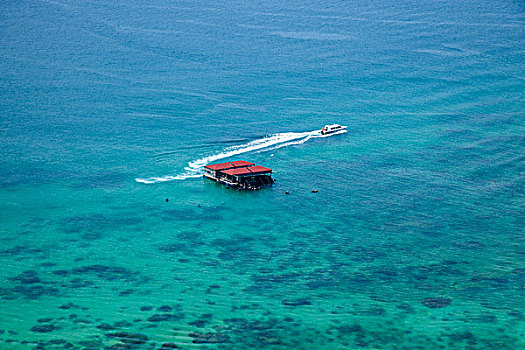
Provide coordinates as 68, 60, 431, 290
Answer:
230, 160, 254, 167
222, 167, 253, 176
248, 165, 272, 174
222, 165, 272, 176
204, 162, 234, 170
204, 161, 254, 170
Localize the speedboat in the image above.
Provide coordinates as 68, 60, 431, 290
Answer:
321, 124, 347, 135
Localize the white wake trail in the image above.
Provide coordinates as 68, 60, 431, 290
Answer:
257, 129, 347, 153
135, 128, 344, 184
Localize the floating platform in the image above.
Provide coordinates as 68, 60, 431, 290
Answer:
203, 161, 273, 190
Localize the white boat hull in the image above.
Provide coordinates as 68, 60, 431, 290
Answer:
321, 126, 347, 135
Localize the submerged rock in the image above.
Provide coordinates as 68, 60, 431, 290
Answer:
114, 321, 132, 328
31, 324, 59, 333
13, 285, 58, 299
97, 323, 115, 331
257, 335, 282, 345
37, 318, 53, 323
508, 310, 523, 319
72, 318, 92, 325
119, 289, 134, 296
188, 332, 230, 344
52, 270, 69, 276
396, 302, 415, 313
337, 324, 363, 335
248, 319, 277, 331
188, 320, 207, 328
71, 265, 141, 283
78, 340, 102, 348
447, 331, 476, 343
421, 297, 452, 308
106, 343, 142, 350
147, 313, 184, 322
58, 302, 80, 309
282, 298, 311, 307
10, 270, 41, 284
0, 245, 43, 257
361, 306, 386, 316
157, 305, 172, 312
69, 278, 94, 288
105, 332, 149, 345
158, 243, 187, 253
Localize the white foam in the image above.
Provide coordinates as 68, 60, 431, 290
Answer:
135, 128, 345, 184
135, 173, 201, 184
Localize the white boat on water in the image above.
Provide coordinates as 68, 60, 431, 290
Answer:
321, 124, 347, 135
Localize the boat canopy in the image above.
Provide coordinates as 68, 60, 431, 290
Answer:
324, 124, 341, 129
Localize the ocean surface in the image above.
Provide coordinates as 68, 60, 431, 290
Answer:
1, 0, 524, 349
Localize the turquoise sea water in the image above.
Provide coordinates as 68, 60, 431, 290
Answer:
1, 0, 524, 349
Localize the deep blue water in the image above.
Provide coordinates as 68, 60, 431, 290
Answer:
1, 0, 524, 349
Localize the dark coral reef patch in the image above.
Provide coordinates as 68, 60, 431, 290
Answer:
421, 297, 452, 308
188, 332, 230, 344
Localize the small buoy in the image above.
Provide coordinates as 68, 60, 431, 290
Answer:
311, 190, 318, 193
284, 191, 289, 194
165, 198, 169, 202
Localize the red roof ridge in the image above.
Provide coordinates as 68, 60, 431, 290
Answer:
248, 165, 272, 174
204, 160, 255, 171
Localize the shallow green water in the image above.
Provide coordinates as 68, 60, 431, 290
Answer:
1, 0, 524, 349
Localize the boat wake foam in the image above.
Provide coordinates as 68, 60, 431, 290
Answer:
135, 128, 346, 184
